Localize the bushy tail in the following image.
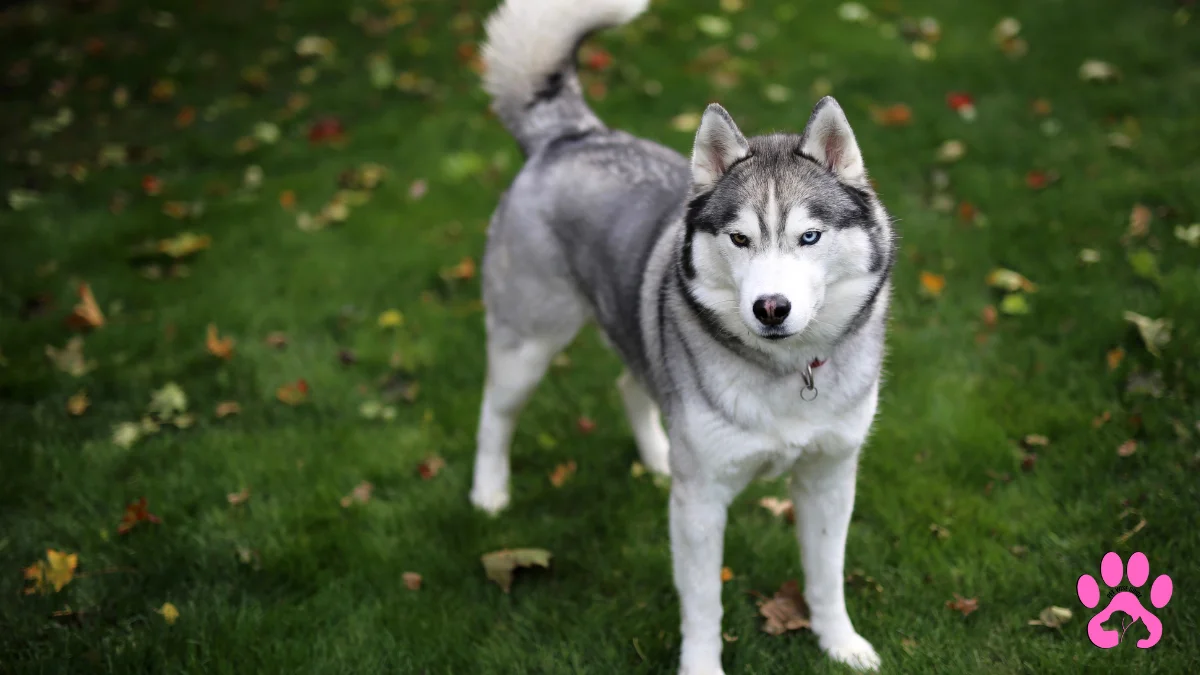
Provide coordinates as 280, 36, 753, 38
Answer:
481, 0, 649, 155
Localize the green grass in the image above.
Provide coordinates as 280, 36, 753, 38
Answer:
1, 0, 1198, 673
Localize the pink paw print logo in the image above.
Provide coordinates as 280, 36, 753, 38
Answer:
1077, 551, 1173, 649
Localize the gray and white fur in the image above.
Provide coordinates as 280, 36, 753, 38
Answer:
470, 1, 896, 672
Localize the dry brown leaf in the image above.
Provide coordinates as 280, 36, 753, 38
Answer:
339, 481, 373, 507
265, 332, 288, 349
759, 580, 811, 635
1092, 410, 1111, 428
870, 103, 912, 127
206, 324, 235, 360
226, 487, 251, 506
215, 401, 241, 418
66, 391, 90, 416
402, 572, 422, 590
549, 460, 577, 487
1117, 439, 1138, 457
1128, 204, 1151, 238
276, 379, 309, 405
946, 593, 979, 617
418, 455, 446, 480
1106, 347, 1125, 371
66, 283, 105, 330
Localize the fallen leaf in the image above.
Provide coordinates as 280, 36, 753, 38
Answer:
1025, 170, 1049, 190
402, 572, 422, 590
226, 488, 251, 505
440, 257, 476, 281
930, 523, 951, 540
577, 416, 596, 434
999, 293, 1030, 315
308, 116, 345, 144
936, 140, 965, 163
339, 481, 374, 507
1079, 59, 1119, 82
66, 283, 105, 330
759, 496, 795, 522
46, 337, 96, 377
117, 497, 162, 534
408, 180, 428, 200
206, 324, 235, 360
157, 232, 212, 258
1023, 434, 1049, 448
377, 310, 404, 328
919, 271, 946, 297
838, 3, 870, 22
670, 112, 701, 132
1117, 439, 1138, 457
276, 379, 310, 405
175, 106, 195, 128
157, 602, 179, 625
1079, 248, 1101, 264
1127, 249, 1161, 283
871, 103, 912, 127
253, 121, 280, 144
1021, 453, 1038, 472
1128, 204, 1151, 237
981, 305, 998, 328
9, 188, 42, 210
549, 460, 577, 487
721, 567, 734, 582
759, 580, 811, 635
265, 332, 288, 349
630, 462, 646, 478
23, 549, 79, 594
987, 268, 1038, 293
67, 391, 90, 416
418, 455, 446, 480
1174, 223, 1200, 247
901, 637, 918, 654
1029, 606, 1073, 628
1106, 347, 1125, 371
142, 175, 163, 195
295, 35, 335, 59
279, 190, 296, 209
1092, 411, 1111, 428
481, 548, 552, 593
215, 401, 241, 418
1009, 545, 1028, 557
1123, 312, 1171, 357
945, 92, 975, 120
112, 421, 142, 448
148, 382, 188, 421
946, 593, 979, 617
695, 15, 731, 37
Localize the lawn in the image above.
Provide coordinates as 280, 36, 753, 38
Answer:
1, 0, 1198, 673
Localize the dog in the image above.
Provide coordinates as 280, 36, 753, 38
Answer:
469, 0, 895, 672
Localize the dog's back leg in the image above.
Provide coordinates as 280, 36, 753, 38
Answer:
617, 371, 670, 476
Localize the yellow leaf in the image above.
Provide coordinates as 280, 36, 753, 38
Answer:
157, 602, 180, 625
24, 549, 79, 594
1106, 347, 1125, 371
377, 309, 404, 328
721, 566, 734, 582
986, 268, 1037, 293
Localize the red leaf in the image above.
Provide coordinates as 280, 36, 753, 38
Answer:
141, 175, 163, 196
117, 497, 162, 535
946, 91, 974, 111
307, 116, 345, 144
577, 416, 596, 434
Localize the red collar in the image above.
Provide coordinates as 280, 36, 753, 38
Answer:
810, 358, 826, 369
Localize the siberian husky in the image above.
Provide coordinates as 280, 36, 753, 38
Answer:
469, 0, 895, 672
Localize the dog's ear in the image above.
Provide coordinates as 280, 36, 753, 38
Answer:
691, 103, 750, 192
799, 96, 866, 184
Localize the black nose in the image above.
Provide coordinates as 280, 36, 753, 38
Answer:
752, 295, 791, 326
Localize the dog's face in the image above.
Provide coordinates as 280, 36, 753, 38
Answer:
683, 98, 895, 348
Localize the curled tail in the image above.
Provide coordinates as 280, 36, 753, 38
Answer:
481, 0, 649, 155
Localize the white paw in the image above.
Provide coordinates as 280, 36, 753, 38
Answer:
678, 667, 725, 675
469, 486, 510, 515
820, 632, 881, 671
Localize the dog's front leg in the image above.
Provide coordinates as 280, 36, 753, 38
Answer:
790, 451, 880, 671
670, 478, 731, 675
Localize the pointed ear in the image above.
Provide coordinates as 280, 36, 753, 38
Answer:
690, 103, 750, 191
799, 96, 866, 184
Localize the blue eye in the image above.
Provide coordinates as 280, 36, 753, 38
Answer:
800, 230, 822, 246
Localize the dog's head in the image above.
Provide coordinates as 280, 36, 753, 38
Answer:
682, 97, 895, 350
